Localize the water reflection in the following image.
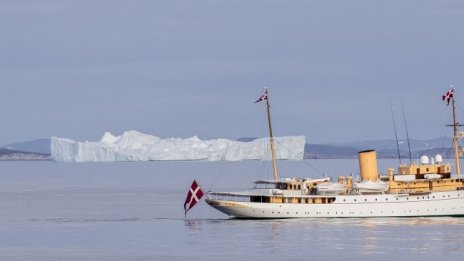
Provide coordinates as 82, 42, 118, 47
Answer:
184, 217, 464, 257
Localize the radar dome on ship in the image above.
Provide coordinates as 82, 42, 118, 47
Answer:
435, 154, 443, 163
420, 155, 429, 165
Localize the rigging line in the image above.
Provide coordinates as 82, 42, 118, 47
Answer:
207, 161, 229, 192
401, 99, 413, 163
274, 140, 327, 176
389, 100, 402, 165
256, 143, 272, 181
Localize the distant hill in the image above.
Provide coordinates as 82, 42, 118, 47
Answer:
0, 148, 50, 161
307, 137, 455, 159
304, 144, 360, 159
333, 137, 452, 152
1, 138, 51, 154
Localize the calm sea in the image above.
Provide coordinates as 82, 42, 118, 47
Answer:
0, 160, 463, 260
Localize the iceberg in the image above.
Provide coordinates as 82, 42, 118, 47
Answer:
51, 130, 306, 162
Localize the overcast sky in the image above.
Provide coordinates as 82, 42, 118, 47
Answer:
1, 0, 464, 145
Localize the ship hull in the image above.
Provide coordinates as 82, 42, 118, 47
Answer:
206, 191, 464, 218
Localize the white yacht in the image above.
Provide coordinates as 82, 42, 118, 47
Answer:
205, 88, 464, 218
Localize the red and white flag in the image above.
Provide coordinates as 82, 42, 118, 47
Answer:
184, 180, 204, 216
254, 88, 268, 103
442, 88, 454, 106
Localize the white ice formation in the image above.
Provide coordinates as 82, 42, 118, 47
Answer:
51, 130, 306, 162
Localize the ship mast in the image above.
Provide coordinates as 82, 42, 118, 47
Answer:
451, 92, 461, 176
264, 89, 279, 181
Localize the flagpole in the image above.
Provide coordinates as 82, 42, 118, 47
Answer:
265, 89, 279, 181
452, 92, 461, 176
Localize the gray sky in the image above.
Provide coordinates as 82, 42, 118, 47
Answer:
1, 0, 464, 145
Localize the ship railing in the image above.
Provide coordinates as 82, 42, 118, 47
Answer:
207, 192, 251, 202
389, 186, 464, 194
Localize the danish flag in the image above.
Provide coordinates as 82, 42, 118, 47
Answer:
442, 88, 454, 106
254, 88, 268, 103
184, 180, 204, 216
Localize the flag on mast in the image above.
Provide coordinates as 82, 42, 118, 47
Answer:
184, 180, 204, 216
254, 88, 268, 103
442, 88, 454, 106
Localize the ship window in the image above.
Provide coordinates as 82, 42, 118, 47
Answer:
354, 199, 357, 202
365, 199, 367, 201
298, 198, 302, 203
375, 198, 378, 201
297, 185, 301, 190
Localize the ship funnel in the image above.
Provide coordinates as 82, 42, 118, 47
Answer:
358, 150, 379, 182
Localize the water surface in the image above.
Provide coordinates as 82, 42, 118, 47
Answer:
0, 160, 463, 260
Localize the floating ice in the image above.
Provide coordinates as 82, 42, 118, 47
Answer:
51, 130, 305, 162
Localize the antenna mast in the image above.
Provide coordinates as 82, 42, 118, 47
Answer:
401, 99, 413, 163
389, 101, 402, 165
